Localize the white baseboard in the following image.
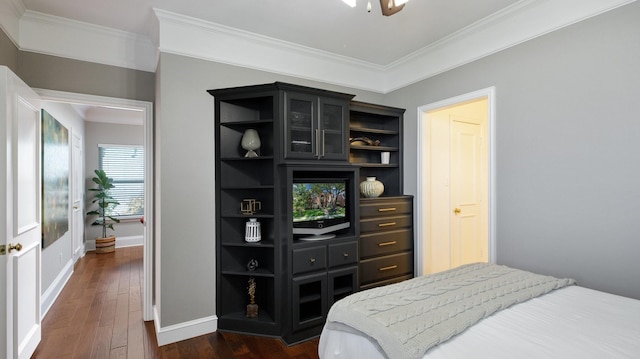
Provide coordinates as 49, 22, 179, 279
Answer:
41, 259, 74, 318
153, 306, 218, 346
85, 235, 143, 251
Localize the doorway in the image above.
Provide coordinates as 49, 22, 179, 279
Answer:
416, 87, 496, 276
35, 89, 154, 321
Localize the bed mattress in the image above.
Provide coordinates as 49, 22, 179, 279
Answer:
319, 285, 640, 358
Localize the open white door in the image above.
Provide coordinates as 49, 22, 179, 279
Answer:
0, 66, 42, 359
72, 131, 84, 261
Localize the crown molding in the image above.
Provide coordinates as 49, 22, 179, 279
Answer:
153, 8, 386, 93
4, 0, 636, 92
0, 0, 25, 45
18, 10, 157, 72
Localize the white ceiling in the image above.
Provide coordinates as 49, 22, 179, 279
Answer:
5, 0, 634, 101
21, 0, 521, 66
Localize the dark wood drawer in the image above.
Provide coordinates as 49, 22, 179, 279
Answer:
360, 215, 411, 234
360, 198, 412, 218
292, 246, 326, 275
328, 242, 358, 268
359, 252, 413, 284
360, 229, 412, 259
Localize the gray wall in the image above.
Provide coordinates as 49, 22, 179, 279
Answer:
40, 101, 84, 294
17, 52, 155, 103
155, 53, 383, 326
84, 121, 144, 240
386, 1, 640, 299
0, 30, 17, 73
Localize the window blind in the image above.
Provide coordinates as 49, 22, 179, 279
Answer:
99, 144, 144, 217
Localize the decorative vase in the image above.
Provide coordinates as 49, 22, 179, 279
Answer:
95, 235, 116, 253
360, 177, 384, 198
241, 129, 261, 157
245, 218, 261, 242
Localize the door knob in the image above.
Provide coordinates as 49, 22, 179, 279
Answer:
8, 243, 22, 253
454, 208, 461, 214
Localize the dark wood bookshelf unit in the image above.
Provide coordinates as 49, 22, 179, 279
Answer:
209, 83, 413, 344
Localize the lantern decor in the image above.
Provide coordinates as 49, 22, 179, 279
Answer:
245, 218, 261, 243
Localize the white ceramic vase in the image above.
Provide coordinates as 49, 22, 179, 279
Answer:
360, 177, 384, 198
241, 129, 261, 157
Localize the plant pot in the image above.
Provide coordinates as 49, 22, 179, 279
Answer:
95, 235, 116, 253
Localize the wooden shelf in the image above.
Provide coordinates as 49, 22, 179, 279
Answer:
350, 127, 399, 135
220, 268, 274, 278
350, 145, 398, 152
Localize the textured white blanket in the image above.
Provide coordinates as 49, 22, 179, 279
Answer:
325, 263, 575, 359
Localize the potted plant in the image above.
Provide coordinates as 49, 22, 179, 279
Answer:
87, 169, 120, 253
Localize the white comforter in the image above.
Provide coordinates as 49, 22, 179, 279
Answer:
319, 285, 640, 358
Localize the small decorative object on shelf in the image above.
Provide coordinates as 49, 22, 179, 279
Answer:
241, 129, 261, 157
381, 151, 390, 164
349, 136, 380, 146
247, 259, 259, 271
247, 277, 258, 318
360, 176, 384, 198
245, 218, 261, 242
240, 199, 262, 215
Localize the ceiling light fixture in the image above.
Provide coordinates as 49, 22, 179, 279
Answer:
341, 0, 409, 16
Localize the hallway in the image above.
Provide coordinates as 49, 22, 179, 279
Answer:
32, 246, 158, 358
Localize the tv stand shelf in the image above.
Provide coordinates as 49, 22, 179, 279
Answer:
209, 83, 413, 345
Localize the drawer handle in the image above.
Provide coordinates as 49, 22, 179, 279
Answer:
378, 207, 397, 212
378, 222, 396, 227
379, 265, 398, 272
343, 253, 349, 257
378, 241, 397, 247
309, 258, 316, 264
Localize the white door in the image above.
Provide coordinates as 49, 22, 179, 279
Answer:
72, 131, 84, 261
0, 67, 42, 359
427, 100, 488, 274
450, 117, 487, 267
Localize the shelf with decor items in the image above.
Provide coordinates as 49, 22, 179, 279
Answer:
209, 82, 413, 343
349, 101, 405, 196
209, 84, 282, 336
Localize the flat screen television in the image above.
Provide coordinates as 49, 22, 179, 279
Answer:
292, 179, 350, 240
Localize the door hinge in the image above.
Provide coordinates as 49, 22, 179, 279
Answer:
0, 245, 5, 255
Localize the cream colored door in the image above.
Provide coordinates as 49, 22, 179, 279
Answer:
72, 131, 84, 261
0, 67, 42, 359
450, 116, 487, 267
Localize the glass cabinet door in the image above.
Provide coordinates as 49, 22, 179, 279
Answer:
285, 93, 317, 159
318, 97, 348, 161
284, 92, 349, 161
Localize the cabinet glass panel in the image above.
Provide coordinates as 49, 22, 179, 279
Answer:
287, 96, 315, 156
319, 101, 347, 160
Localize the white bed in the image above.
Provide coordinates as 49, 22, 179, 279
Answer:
319, 265, 640, 359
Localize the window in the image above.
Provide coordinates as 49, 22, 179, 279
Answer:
99, 144, 144, 217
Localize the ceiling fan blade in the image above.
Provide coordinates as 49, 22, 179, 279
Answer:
379, 0, 405, 16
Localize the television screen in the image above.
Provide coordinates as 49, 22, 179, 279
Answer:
293, 182, 346, 224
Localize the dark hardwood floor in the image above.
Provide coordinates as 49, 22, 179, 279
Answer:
32, 246, 319, 359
